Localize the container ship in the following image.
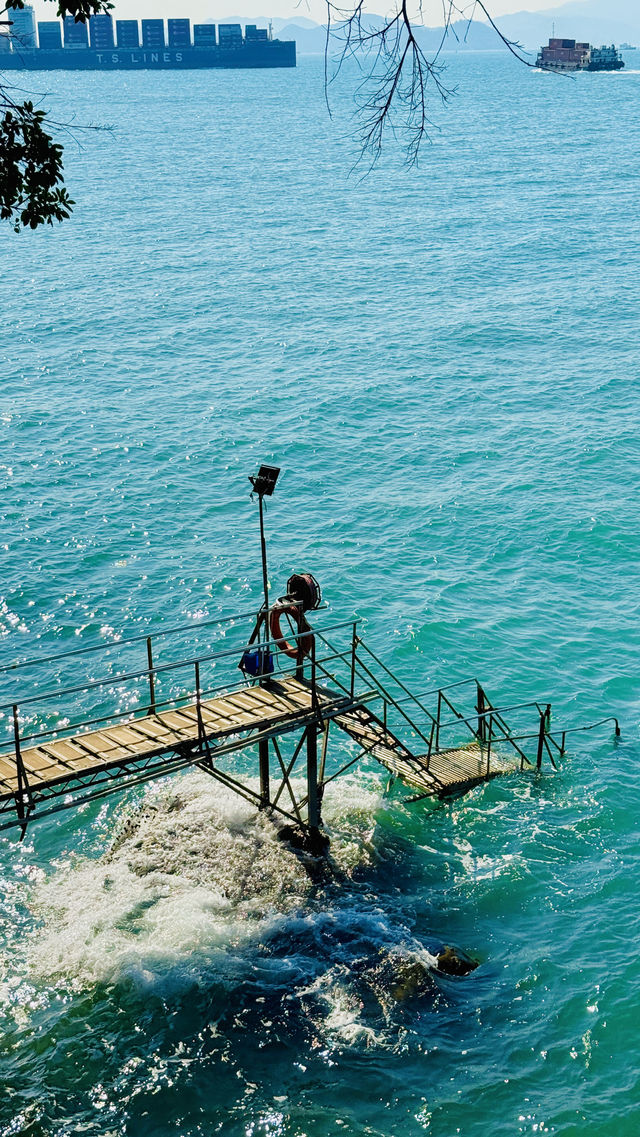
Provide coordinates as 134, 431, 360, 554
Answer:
536, 38, 624, 71
0, 8, 295, 70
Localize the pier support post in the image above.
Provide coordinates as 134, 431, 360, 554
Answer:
259, 738, 270, 808
306, 724, 320, 831
476, 683, 486, 743
536, 710, 546, 771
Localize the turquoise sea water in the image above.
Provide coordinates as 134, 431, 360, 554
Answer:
2, 49, 640, 1136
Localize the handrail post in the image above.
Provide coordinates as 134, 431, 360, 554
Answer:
195, 660, 213, 769
146, 636, 156, 715
12, 703, 30, 825
350, 623, 357, 700
486, 713, 492, 775
311, 634, 318, 718
536, 709, 546, 770
435, 690, 442, 751
476, 683, 486, 743
195, 661, 202, 744
295, 603, 304, 682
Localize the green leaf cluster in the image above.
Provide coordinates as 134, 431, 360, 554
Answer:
0, 103, 74, 232
5, 0, 113, 22
1, 0, 112, 232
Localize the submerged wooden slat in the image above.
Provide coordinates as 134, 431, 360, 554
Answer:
334, 708, 518, 798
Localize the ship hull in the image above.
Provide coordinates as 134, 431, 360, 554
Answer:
0, 42, 296, 69
536, 58, 625, 71
587, 59, 624, 70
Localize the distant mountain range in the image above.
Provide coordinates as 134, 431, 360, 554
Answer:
498, 1, 640, 49
238, 1, 640, 54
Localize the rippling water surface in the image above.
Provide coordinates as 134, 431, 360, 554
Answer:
1, 50, 640, 1137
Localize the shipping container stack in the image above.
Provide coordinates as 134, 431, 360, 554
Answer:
168, 19, 191, 47
193, 23, 217, 47
89, 13, 115, 50
538, 37, 589, 69
245, 25, 268, 42
218, 24, 243, 49
141, 19, 165, 49
37, 21, 63, 49
63, 16, 89, 48
116, 20, 140, 49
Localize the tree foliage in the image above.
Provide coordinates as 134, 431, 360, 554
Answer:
0, 98, 73, 230
1, 0, 112, 232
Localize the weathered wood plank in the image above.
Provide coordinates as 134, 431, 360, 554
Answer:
0, 678, 350, 815
144, 711, 195, 737
0, 757, 18, 790
42, 747, 101, 772
19, 748, 66, 775
38, 739, 84, 765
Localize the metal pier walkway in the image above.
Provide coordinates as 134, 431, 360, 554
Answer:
0, 676, 349, 813
0, 606, 617, 837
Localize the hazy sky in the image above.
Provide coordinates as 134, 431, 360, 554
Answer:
26, 0, 562, 27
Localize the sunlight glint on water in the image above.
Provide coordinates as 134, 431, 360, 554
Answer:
1, 51, 640, 1137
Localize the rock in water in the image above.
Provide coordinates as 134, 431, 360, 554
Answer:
436, 945, 479, 977
389, 958, 435, 1001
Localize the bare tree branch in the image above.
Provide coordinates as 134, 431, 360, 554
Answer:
325, 0, 536, 166
0, 0, 537, 228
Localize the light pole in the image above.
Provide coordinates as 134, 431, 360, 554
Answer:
248, 464, 280, 808
248, 463, 280, 629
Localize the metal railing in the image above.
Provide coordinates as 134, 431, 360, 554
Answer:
0, 607, 360, 767
310, 632, 621, 778
0, 599, 623, 832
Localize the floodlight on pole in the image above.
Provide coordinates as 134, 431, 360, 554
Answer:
249, 464, 280, 622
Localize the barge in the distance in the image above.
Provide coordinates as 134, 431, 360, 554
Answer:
0, 8, 296, 70
536, 37, 624, 71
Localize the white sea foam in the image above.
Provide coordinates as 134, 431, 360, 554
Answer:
298, 941, 440, 1049
25, 771, 387, 992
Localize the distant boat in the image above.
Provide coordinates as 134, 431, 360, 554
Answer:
536, 37, 625, 71
620, 43, 636, 50
1, 12, 296, 71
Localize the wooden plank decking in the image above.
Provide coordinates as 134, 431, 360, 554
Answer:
0, 677, 349, 808
0, 673, 519, 829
